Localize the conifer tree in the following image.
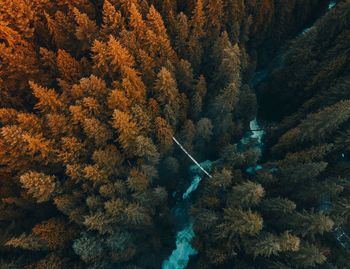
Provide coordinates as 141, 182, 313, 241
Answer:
101, 0, 122, 38
73, 7, 98, 50
19, 172, 56, 203
274, 100, 350, 154
290, 210, 334, 238
217, 208, 263, 238
205, 0, 224, 39
154, 67, 180, 127
5, 233, 47, 251
174, 12, 189, 59
228, 181, 265, 208
112, 109, 139, 151
56, 49, 83, 83
30, 82, 64, 113
246, 231, 300, 258
188, 0, 206, 70
291, 243, 327, 268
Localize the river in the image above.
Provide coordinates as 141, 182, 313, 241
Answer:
162, 120, 264, 269
162, 1, 347, 268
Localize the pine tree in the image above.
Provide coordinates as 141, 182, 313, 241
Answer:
19, 171, 56, 203
188, 0, 206, 70
195, 118, 213, 142
92, 145, 123, 177
190, 75, 207, 120
107, 89, 131, 111
83, 164, 109, 185
132, 135, 160, 164
205, 0, 224, 39
174, 12, 189, 59
104, 198, 125, 218
154, 67, 180, 127
92, 36, 135, 78
0, 108, 18, 125
215, 36, 241, 87
58, 136, 87, 164
290, 210, 334, 238
70, 75, 108, 100
210, 81, 240, 135
5, 233, 47, 251
73, 232, 105, 263
83, 210, 114, 234
137, 48, 156, 88
176, 59, 195, 93
82, 117, 113, 146
30, 82, 63, 113
34, 254, 65, 269
124, 202, 152, 226
290, 243, 327, 268
0, 126, 28, 171
228, 181, 265, 208
101, 0, 123, 38
16, 112, 43, 134
46, 113, 72, 137
73, 7, 98, 50
22, 132, 55, 162
44, 10, 76, 50
112, 109, 142, 155
209, 168, 232, 188
56, 49, 82, 83
0, 28, 40, 106
154, 116, 173, 152
217, 208, 263, 238
247, 231, 300, 258
274, 100, 350, 154
0, 0, 36, 39
127, 169, 149, 192
225, 0, 245, 40
32, 218, 75, 250
261, 197, 296, 215
128, 2, 147, 45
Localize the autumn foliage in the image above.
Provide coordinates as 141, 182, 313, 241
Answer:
0, 0, 348, 268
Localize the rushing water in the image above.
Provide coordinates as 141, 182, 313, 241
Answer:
162, 120, 264, 269
162, 163, 212, 269
328, 1, 336, 9
300, 0, 336, 36
163, 2, 344, 267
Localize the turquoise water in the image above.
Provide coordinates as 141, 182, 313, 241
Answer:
163, 119, 264, 269
162, 166, 211, 269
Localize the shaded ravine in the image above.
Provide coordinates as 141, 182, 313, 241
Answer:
162, 120, 264, 269
250, 0, 338, 90
163, 139, 213, 269
251, 0, 350, 253
162, 1, 348, 268
162, 160, 212, 269
252, 0, 350, 253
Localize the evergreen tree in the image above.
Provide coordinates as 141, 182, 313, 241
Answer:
19, 172, 56, 203
217, 208, 263, 238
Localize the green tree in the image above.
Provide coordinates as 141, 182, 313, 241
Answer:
290, 243, 327, 268
217, 208, 263, 238
290, 210, 334, 238
246, 231, 300, 258
228, 181, 265, 208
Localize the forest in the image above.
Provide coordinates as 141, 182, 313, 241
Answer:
0, 0, 349, 268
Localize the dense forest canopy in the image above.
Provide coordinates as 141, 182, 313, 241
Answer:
0, 0, 349, 268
